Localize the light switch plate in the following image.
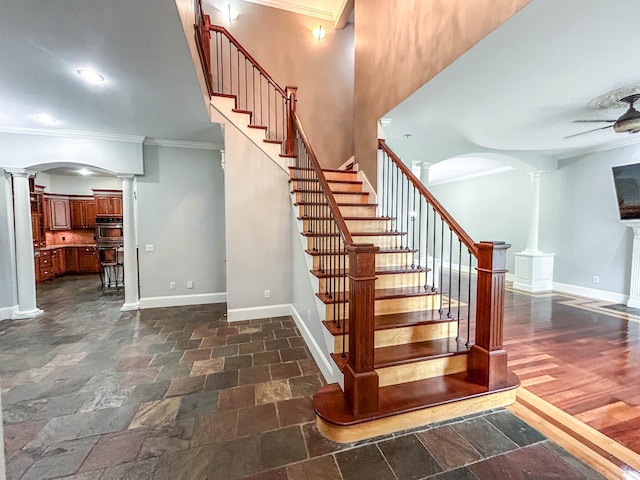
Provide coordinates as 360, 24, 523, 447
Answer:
145, 244, 154, 252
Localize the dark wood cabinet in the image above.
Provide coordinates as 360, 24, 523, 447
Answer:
65, 247, 79, 272
48, 196, 71, 230
78, 247, 99, 273
70, 198, 96, 229
94, 190, 123, 216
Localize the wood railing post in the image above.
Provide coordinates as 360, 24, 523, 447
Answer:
344, 243, 379, 417
285, 86, 298, 156
469, 241, 510, 390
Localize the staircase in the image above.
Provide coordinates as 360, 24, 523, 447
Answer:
194, 3, 519, 444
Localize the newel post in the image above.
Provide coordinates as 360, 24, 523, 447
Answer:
344, 243, 379, 417
285, 85, 298, 156
469, 241, 511, 390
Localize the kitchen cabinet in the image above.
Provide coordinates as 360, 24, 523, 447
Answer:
70, 198, 96, 229
47, 196, 71, 230
94, 190, 123, 216
65, 247, 79, 272
38, 250, 54, 281
78, 247, 100, 273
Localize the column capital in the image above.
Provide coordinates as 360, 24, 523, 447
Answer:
4, 168, 36, 178
117, 174, 135, 181
527, 170, 547, 178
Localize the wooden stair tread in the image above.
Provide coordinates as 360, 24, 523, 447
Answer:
248, 124, 268, 130
212, 92, 236, 99
313, 371, 520, 427
322, 311, 458, 336
263, 139, 282, 144
298, 216, 392, 221
232, 108, 252, 115
330, 337, 468, 372
294, 201, 377, 207
289, 166, 356, 174
292, 189, 368, 195
317, 286, 439, 304
311, 266, 426, 279
305, 248, 417, 256
292, 178, 363, 185
302, 231, 405, 238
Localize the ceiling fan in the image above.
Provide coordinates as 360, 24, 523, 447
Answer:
565, 94, 640, 139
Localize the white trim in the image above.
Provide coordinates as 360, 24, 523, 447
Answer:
0, 305, 18, 321
505, 272, 515, 283
226, 303, 290, 322
289, 305, 336, 383
552, 281, 628, 304
553, 135, 640, 161
143, 138, 224, 150
244, 0, 333, 20
11, 307, 44, 319
138, 293, 227, 310
0, 127, 145, 143
120, 301, 140, 312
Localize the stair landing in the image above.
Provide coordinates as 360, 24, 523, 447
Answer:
313, 371, 520, 443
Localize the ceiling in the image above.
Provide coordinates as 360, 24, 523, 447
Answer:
384, 0, 640, 173
0, 0, 222, 150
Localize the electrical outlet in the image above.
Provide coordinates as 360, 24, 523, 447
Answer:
592, 276, 600, 284
145, 244, 154, 252
187, 280, 194, 289
264, 289, 270, 299
169, 282, 176, 290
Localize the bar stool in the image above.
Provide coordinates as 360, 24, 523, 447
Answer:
98, 246, 123, 289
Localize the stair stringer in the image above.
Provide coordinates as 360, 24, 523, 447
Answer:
209, 96, 291, 174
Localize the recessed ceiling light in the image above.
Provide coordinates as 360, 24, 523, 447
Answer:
76, 68, 105, 85
78, 168, 92, 176
34, 113, 57, 125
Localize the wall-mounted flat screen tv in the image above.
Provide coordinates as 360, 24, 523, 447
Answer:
612, 163, 640, 220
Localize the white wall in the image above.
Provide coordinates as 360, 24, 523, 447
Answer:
0, 171, 18, 319
430, 168, 532, 273
0, 132, 143, 174
214, 111, 293, 320
35, 173, 121, 195
550, 144, 640, 295
136, 145, 226, 306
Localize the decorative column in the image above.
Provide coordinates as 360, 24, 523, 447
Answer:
6, 169, 43, 319
119, 175, 139, 311
513, 171, 555, 293
623, 221, 640, 308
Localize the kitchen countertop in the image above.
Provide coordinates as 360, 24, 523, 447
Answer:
39, 244, 97, 250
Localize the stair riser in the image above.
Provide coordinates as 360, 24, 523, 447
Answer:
294, 192, 369, 204
325, 294, 446, 320
318, 272, 425, 294
292, 180, 362, 193
301, 219, 391, 233
332, 321, 459, 353
378, 355, 468, 387
310, 252, 415, 269
306, 235, 404, 250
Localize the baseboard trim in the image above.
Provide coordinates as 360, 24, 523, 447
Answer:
139, 292, 227, 310
0, 305, 18, 321
289, 305, 337, 384
552, 282, 627, 304
226, 303, 290, 322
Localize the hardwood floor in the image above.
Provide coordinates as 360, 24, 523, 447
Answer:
502, 287, 640, 456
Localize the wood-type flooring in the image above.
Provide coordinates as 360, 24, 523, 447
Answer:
503, 288, 640, 455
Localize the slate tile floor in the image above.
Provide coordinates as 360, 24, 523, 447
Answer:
0, 275, 605, 479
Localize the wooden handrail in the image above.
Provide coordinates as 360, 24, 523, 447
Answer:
293, 111, 353, 245
378, 139, 479, 258
206, 24, 287, 98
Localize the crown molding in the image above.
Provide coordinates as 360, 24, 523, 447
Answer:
244, 0, 334, 21
143, 138, 223, 150
553, 135, 640, 161
0, 127, 145, 143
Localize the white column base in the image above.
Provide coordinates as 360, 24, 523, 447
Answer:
12, 307, 44, 320
622, 220, 640, 309
513, 251, 555, 293
627, 298, 640, 309
120, 302, 140, 312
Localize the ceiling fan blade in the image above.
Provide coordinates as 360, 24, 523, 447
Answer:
564, 125, 613, 139
573, 119, 617, 123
